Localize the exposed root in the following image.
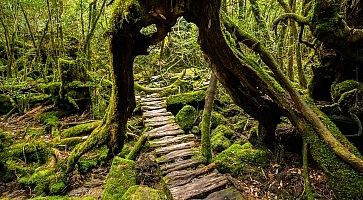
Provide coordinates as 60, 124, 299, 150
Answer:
135, 69, 186, 94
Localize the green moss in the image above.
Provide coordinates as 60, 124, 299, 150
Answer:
27, 128, 46, 137
62, 121, 101, 138
78, 146, 108, 173
175, 105, 197, 131
213, 143, 268, 176
211, 132, 231, 153
302, 100, 363, 199
331, 80, 361, 102
18, 169, 65, 195
39, 112, 60, 128
30, 196, 96, 200
2, 141, 51, 164
121, 185, 166, 200
191, 126, 201, 135
0, 129, 12, 152
166, 90, 205, 109
210, 112, 228, 129
102, 157, 137, 200
49, 180, 66, 194
212, 125, 235, 139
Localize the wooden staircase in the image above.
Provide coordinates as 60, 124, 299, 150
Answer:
139, 93, 241, 200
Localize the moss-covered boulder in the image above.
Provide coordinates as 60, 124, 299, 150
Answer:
211, 132, 231, 153
166, 91, 205, 114
121, 185, 166, 200
331, 80, 361, 102
212, 125, 235, 139
102, 157, 137, 200
18, 169, 65, 195
175, 105, 197, 131
211, 125, 234, 152
210, 112, 228, 129
213, 143, 268, 176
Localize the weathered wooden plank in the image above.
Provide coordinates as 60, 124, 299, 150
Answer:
165, 163, 217, 188
141, 100, 166, 107
146, 93, 161, 98
141, 97, 166, 102
154, 141, 195, 155
147, 129, 185, 139
156, 148, 194, 164
143, 110, 171, 118
160, 159, 201, 174
141, 105, 165, 111
149, 134, 194, 147
169, 173, 229, 200
144, 115, 175, 123
146, 123, 180, 134
145, 120, 172, 127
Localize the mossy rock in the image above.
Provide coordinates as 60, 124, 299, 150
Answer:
210, 112, 227, 129
212, 125, 235, 139
213, 143, 268, 176
175, 105, 197, 131
211, 132, 231, 153
18, 169, 65, 195
0, 94, 14, 115
102, 157, 137, 200
166, 91, 205, 114
121, 185, 166, 200
331, 80, 361, 102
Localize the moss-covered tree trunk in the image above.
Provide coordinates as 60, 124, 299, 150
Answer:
66, 0, 181, 173
201, 71, 218, 163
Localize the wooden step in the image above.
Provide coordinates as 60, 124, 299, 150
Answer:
143, 111, 172, 118
165, 163, 217, 188
146, 123, 181, 136
141, 97, 166, 102
160, 159, 202, 174
142, 105, 165, 111
148, 129, 184, 139
143, 108, 168, 115
145, 120, 172, 127
169, 173, 229, 200
154, 141, 196, 155
149, 134, 194, 147
144, 115, 174, 123
146, 93, 161, 98
141, 100, 166, 107
156, 148, 194, 164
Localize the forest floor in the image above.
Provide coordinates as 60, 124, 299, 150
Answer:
0, 104, 335, 200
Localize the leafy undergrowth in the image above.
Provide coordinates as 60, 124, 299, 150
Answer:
0, 109, 142, 200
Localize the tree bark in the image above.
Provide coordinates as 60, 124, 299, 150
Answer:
201, 71, 218, 163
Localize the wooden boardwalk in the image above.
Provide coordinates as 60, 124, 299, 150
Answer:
140, 93, 239, 200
